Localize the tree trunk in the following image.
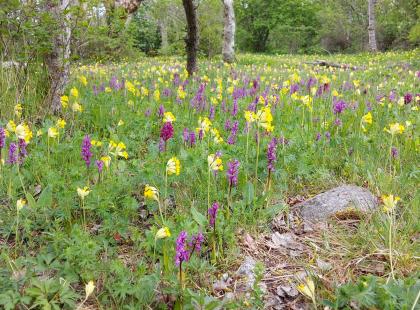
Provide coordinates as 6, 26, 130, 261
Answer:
222, 0, 235, 63
116, 0, 143, 14
158, 19, 169, 52
182, 0, 199, 76
45, 0, 72, 113
368, 0, 378, 52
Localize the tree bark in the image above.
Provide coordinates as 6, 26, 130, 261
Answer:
222, 0, 235, 63
45, 0, 72, 113
368, 0, 378, 52
158, 19, 169, 51
182, 0, 199, 76
116, 0, 144, 14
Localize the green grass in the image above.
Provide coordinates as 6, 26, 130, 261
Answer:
0, 51, 419, 309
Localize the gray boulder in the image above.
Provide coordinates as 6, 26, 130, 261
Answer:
294, 185, 378, 221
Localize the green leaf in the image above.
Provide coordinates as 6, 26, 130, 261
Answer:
25, 193, 37, 209
191, 207, 207, 227
243, 182, 254, 205
37, 185, 53, 209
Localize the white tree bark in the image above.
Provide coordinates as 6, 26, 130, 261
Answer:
368, 0, 378, 52
222, 0, 235, 63
45, 0, 72, 112
158, 19, 169, 51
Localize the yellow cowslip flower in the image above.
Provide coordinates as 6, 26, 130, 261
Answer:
155, 227, 171, 239
117, 119, 124, 127
101, 155, 111, 168
15, 123, 32, 143
353, 80, 360, 88
198, 117, 212, 133
332, 89, 339, 97
141, 86, 149, 96
163, 112, 176, 123
382, 194, 400, 213
70, 87, 79, 98
60, 95, 69, 108
79, 75, 88, 86
105, 87, 112, 93
177, 86, 186, 100
211, 128, 224, 144
85, 281, 95, 298
258, 96, 266, 105
319, 75, 330, 84
384, 123, 405, 135
397, 97, 405, 106
153, 89, 160, 102
244, 111, 257, 123
14, 104, 23, 117
57, 118, 66, 129
362, 112, 373, 125
280, 87, 289, 95
48, 127, 59, 138
256, 107, 274, 131
144, 185, 159, 201
210, 97, 219, 106
7, 120, 16, 133
208, 154, 223, 171
301, 95, 313, 110
109, 141, 128, 159
91, 140, 103, 147
16, 199, 26, 212
72, 102, 83, 112
77, 187, 90, 200
166, 157, 181, 176
297, 277, 315, 301
126, 81, 136, 95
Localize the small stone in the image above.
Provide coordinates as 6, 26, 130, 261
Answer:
236, 256, 256, 289
294, 185, 378, 221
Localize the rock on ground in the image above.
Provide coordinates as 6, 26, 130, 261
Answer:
294, 185, 378, 221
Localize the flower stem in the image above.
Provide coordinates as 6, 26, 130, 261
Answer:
388, 211, 395, 279
255, 128, 260, 184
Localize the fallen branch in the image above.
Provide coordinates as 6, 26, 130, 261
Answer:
306, 60, 362, 70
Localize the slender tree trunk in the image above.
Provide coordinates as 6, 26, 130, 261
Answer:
368, 0, 378, 52
158, 19, 169, 52
222, 0, 235, 63
182, 0, 199, 76
45, 0, 72, 113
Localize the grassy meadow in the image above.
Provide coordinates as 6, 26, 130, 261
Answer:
0, 51, 419, 309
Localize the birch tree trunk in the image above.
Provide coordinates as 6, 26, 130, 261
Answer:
182, 0, 199, 76
158, 19, 169, 51
45, 0, 72, 113
222, 0, 235, 63
368, 0, 378, 52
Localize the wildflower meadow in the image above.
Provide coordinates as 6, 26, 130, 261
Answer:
0, 51, 419, 309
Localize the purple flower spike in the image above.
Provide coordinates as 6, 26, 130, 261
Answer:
96, 160, 104, 173
267, 138, 278, 173
391, 147, 399, 158
7, 142, 18, 164
18, 139, 27, 163
189, 232, 204, 253
189, 131, 196, 147
333, 100, 346, 114
175, 231, 189, 266
208, 202, 219, 228
81, 135, 92, 167
0, 127, 5, 149
183, 128, 189, 144
160, 122, 174, 142
227, 159, 240, 188
158, 104, 165, 117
